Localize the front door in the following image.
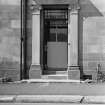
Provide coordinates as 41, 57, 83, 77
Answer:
43, 8, 68, 72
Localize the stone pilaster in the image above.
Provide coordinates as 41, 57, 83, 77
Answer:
29, 5, 42, 79
68, 5, 80, 80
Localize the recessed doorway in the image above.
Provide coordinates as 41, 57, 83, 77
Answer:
43, 6, 68, 74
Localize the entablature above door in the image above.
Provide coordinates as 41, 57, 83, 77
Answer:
33, 0, 78, 5
30, 0, 102, 17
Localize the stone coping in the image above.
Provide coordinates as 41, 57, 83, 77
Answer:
0, 95, 105, 104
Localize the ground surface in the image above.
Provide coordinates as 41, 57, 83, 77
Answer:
0, 103, 102, 105
0, 81, 105, 95
0, 81, 105, 104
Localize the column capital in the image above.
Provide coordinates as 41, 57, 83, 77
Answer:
68, 3, 80, 11
32, 6, 42, 15
30, 3, 42, 14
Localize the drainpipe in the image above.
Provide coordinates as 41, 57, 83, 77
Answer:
20, 0, 27, 80
23, 0, 28, 79
78, 0, 84, 80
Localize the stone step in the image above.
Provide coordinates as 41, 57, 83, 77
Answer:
56, 71, 68, 75
43, 70, 68, 75
47, 75, 68, 80
42, 74, 68, 80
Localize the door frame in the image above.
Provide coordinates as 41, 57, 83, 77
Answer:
41, 5, 68, 74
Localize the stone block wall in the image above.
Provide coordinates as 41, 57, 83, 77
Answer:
83, 17, 105, 80
0, 0, 21, 81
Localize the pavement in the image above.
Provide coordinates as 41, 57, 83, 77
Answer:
0, 103, 102, 105
1, 80, 105, 95
0, 79, 105, 104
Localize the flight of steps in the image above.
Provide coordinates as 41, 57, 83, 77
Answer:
42, 71, 68, 80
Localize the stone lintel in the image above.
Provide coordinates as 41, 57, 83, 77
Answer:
68, 4, 80, 11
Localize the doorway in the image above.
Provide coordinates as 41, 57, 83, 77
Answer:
43, 7, 68, 73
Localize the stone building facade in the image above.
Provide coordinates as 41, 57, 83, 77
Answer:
27, 0, 103, 80
0, 0, 105, 81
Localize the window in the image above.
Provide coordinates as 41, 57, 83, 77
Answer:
44, 9, 68, 42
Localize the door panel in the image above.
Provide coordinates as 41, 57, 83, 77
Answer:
47, 42, 67, 68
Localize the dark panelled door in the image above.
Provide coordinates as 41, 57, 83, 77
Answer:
43, 7, 68, 71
